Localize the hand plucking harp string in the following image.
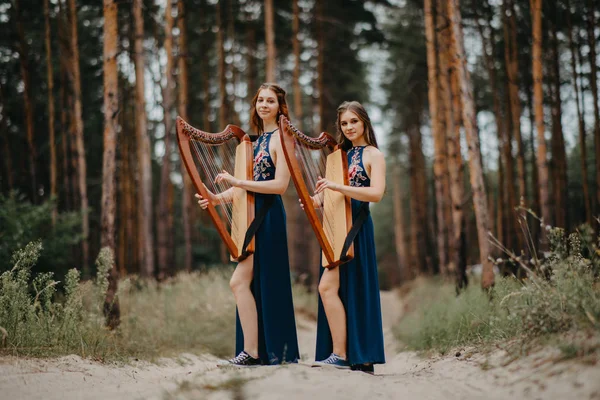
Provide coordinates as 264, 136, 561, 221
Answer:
314, 176, 340, 194
215, 170, 240, 187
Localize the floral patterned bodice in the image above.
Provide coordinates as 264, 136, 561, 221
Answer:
347, 146, 370, 187
253, 130, 276, 181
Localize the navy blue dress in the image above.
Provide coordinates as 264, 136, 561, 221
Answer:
315, 145, 385, 366
235, 129, 300, 365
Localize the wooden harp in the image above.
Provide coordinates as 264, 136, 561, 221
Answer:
279, 115, 353, 268
176, 116, 255, 262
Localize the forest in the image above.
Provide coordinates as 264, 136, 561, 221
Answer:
0, 0, 599, 322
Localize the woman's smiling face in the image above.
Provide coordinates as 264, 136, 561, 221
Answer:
339, 110, 365, 144
255, 89, 280, 123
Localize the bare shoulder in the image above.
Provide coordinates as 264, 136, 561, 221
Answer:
364, 146, 385, 163
270, 130, 282, 146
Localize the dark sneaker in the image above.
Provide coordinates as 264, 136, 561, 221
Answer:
351, 363, 374, 375
312, 353, 350, 369
228, 351, 262, 366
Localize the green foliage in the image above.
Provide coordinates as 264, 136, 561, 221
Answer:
1, 242, 276, 360
0, 192, 82, 278
395, 227, 600, 353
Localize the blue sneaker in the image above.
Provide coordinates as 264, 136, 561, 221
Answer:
312, 353, 350, 369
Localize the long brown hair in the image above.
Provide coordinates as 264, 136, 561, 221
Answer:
249, 83, 290, 134
336, 101, 379, 151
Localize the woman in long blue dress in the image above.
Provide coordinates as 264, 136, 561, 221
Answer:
309, 101, 386, 374
196, 84, 299, 366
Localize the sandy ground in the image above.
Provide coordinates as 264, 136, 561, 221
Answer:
1, 291, 599, 400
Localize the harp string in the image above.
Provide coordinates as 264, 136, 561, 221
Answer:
190, 137, 245, 236
294, 139, 337, 237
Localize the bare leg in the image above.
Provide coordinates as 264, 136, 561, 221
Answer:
230, 255, 258, 358
318, 266, 347, 359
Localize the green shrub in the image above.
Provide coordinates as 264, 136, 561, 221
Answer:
0, 192, 82, 279
395, 226, 600, 353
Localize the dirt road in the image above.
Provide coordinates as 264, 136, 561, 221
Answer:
1, 291, 598, 399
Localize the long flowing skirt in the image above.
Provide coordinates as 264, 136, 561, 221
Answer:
235, 193, 300, 364
315, 200, 385, 365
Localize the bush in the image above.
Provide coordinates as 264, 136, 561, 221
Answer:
395, 225, 600, 354
0, 192, 82, 279
0, 242, 238, 360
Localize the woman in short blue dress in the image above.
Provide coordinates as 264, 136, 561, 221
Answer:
308, 101, 386, 374
196, 83, 299, 366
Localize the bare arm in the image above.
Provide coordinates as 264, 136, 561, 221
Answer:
315, 148, 386, 203
216, 132, 291, 195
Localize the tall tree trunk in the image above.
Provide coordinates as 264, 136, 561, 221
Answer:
215, 0, 228, 264
503, 0, 527, 206
447, 34, 468, 291
101, 0, 120, 329
292, 0, 302, 122
0, 84, 12, 193
178, 0, 193, 272
448, 0, 494, 289
56, 0, 71, 210
566, 0, 591, 224
586, 0, 600, 219
316, 0, 325, 132
264, 0, 276, 81
157, 0, 176, 279
392, 165, 409, 282
526, 85, 540, 245
68, 0, 90, 275
288, 0, 311, 285
245, 24, 256, 101
133, 0, 154, 279
44, 0, 57, 223
14, 0, 38, 202
408, 112, 431, 275
476, 1, 506, 247
530, 0, 551, 246
549, 17, 568, 229
426, 0, 449, 274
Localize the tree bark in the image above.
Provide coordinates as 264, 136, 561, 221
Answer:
392, 165, 409, 282
426, 0, 449, 274
56, 0, 71, 210
67, 0, 90, 275
530, 0, 551, 246
0, 83, 12, 193
133, 0, 154, 278
44, 0, 57, 223
264, 0, 276, 82
245, 24, 256, 102
101, 0, 120, 329
447, 0, 494, 289
585, 0, 600, 220
446, 30, 468, 290
215, 0, 229, 264
316, 0, 325, 132
157, 0, 176, 279
476, 2, 506, 247
526, 85, 540, 245
178, 0, 193, 272
566, 0, 591, 224
292, 0, 302, 122
14, 0, 38, 202
549, 17, 568, 229
502, 0, 527, 205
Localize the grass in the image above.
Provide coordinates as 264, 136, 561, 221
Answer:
394, 225, 600, 361
0, 241, 319, 362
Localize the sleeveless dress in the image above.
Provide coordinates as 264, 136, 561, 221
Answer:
315, 145, 386, 366
234, 129, 300, 365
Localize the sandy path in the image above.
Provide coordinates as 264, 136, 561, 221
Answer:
1, 291, 599, 400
